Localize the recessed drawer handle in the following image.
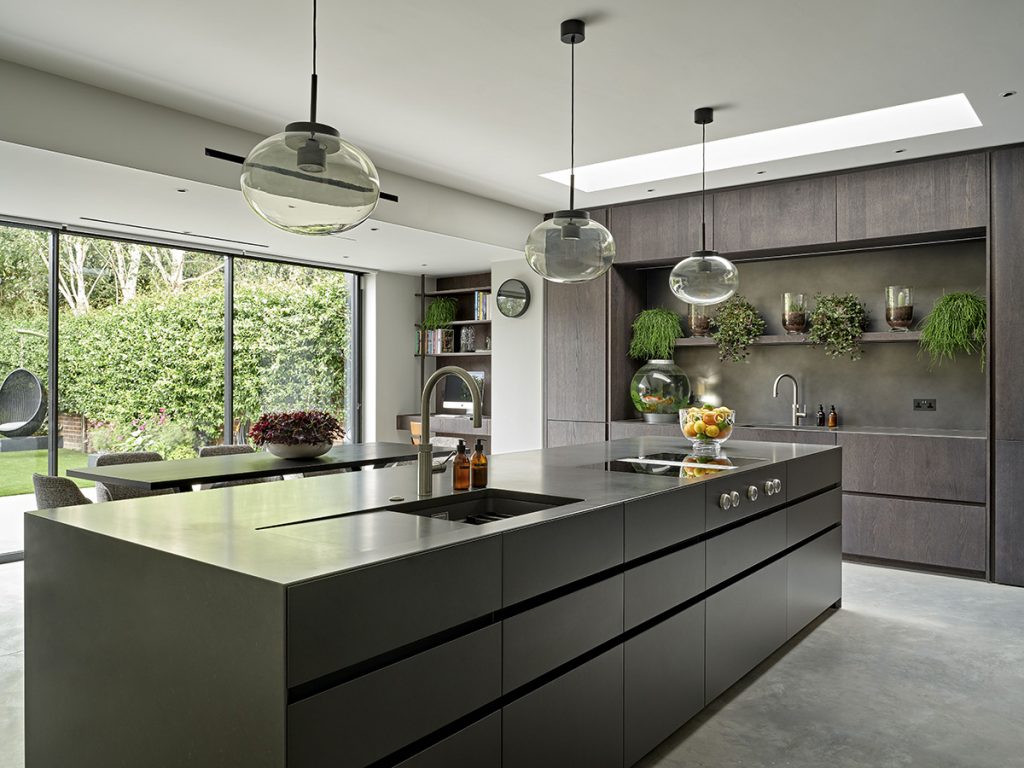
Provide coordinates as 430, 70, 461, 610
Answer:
719, 493, 733, 510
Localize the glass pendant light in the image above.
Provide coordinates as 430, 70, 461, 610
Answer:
526, 19, 615, 284
669, 108, 739, 304
241, 0, 380, 235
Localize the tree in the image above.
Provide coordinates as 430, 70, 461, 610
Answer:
148, 248, 222, 294
110, 241, 143, 303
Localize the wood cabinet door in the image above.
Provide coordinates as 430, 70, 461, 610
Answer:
545, 276, 607, 422
609, 194, 708, 264
992, 148, 1024, 442
713, 176, 837, 253
546, 419, 606, 447
836, 154, 987, 239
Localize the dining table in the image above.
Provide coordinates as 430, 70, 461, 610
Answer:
66, 441, 435, 494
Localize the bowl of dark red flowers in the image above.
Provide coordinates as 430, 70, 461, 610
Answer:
248, 410, 344, 459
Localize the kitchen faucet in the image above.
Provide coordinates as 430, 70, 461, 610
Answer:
772, 373, 807, 427
418, 366, 482, 496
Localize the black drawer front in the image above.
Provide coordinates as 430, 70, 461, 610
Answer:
706, 509, 787, 588
287, 536, 500, 685
395, 712, 500, 768
624, 485, 704, 561
786, 447, 841, 501
705, 558, 788, 703
787, 527, 842, 638
624, 602, 705, 767
624, 542, 705, 630
503, 504, 623, 605
787, 487, 842, 546
288, 624, 500, 768
503, 645, 623, 768
503, 575, 623, 693
705, 466, 786, 531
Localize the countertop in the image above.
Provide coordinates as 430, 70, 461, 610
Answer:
612, 420, 986, 440
28, 437, 836, 586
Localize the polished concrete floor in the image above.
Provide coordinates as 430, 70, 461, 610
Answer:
1, 561, 1022, 767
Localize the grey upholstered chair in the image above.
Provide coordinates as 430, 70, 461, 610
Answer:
33, 474, 92, 510
94, 451, 172, 502
0, 368, 47, 438
198, 444, 282, 489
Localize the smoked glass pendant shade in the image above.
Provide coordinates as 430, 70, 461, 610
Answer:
668, 250, 739, 305
525, 210, 615, 284
241, 122, 380, 235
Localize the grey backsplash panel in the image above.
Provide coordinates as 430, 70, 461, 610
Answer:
644, 240, 987, 430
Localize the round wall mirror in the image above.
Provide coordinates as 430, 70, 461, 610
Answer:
496, 279, 531, 318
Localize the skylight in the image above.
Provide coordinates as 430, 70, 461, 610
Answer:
540, 94, 982, 192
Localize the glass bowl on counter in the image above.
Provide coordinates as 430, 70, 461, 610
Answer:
680, 405, 736, 456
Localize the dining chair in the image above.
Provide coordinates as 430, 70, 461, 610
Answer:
198, 444, 283, 489
33, 473, 92, 509
94, 451, 172, 502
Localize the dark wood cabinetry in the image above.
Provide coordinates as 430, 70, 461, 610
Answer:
546, 419, 606, 447
994, 440, 1024, 585
624, 603, 705, 766
610, 194, 709, 264
714, 176, 837, 253
836, 154, 987, 240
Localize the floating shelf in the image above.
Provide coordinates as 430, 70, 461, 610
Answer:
416, 286, 491, 297
675, 330, 922, 347
415, 319, 491, 327
415, 350, 492, 358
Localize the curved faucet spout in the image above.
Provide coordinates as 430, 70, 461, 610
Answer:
418, 366, 482, 496
772, 373, 806, 427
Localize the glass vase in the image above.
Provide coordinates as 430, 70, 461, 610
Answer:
782, 293, 807, 334
688, 304, 712, 337
885, 286, 914, 331
459, 326, 476, 352
630, 359, 691, 423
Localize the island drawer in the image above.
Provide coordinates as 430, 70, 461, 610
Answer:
624, 542, 705, 629
286, 536, 501, 685
503, 645, 623, 768
787, 527, 842, 638
288, 624, 500, 768
787, 487, 842, 545
502, 503, 623, 605
503, 574, 623, 693
704, 466, 786, 531
706, 508, 786, 588
624, 485, 704, 560
786, 447, 842, 502
395, 712, 501, 768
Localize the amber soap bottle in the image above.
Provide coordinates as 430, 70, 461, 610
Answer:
828, 405, 839, 430
471, 439, 488, 488
453, 440, 471, 491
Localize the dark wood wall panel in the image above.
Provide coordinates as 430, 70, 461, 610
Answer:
546, 419, 607, 448
607, 267, 645, 422
836, 154, 988, 240
842, 494, 986, 572
836, 433, 985, 503
994, 440, 1024, 586
714, 176, 837, 253
610, 194, 709, 264
545, 275, 607, 422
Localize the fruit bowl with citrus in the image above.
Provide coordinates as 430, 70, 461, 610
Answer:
680, 404, 736, 456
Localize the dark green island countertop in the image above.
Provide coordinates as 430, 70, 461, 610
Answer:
27, 437, 837, 586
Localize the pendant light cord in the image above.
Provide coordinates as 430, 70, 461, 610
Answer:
700, 120, 706, 251
569, 38, 576, 212
309, 0, 318, 129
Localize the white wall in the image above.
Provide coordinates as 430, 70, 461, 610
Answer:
363, 271, 422, 443
490, 259, 545, 454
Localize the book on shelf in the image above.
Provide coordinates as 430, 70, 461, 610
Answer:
417, 328, 455, 355
473, 291, 491, 321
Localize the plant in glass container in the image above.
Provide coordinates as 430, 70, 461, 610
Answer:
628, 308, 690, 423
710, 295, 766, 362
919, 291, 986, 370
248, 410, 344, 458
807, 293, 869, 360
782, 292, 808, 334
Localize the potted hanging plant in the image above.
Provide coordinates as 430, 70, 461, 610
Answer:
807, 293, 869, 360
919, 291, 986, 370
628, 308, 690, 423
248, 410, 344, 459
710, 295, 766, 362
422, 297, 458, 354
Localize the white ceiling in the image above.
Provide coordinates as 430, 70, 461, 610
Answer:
0, 140, 519, 275
1, 0, 1023, 212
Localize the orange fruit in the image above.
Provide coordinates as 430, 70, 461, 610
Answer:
705, 424, 720, 438
702, 413, 718, 426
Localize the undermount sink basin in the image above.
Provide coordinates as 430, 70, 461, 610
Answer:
385, 489, 581, 526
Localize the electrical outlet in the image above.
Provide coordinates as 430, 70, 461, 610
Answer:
913, 398, 937, 412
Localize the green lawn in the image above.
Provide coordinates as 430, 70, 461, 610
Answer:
0, 448, 94, 496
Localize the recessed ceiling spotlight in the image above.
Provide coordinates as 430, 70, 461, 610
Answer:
370, 227, 379, 231
893, 148, 906, 153
542, 93, 981, 192
342, 255, 350, 259
176, 188, 188, 193
421, 263, 428, 267
647, 188, 656, 192
756, 170, 767, 175
1002, 90, 1017, 98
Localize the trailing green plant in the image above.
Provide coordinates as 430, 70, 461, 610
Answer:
628, 308, 683, 360
423, 297, 458, 330
710, 296, 766, 362
808, 293, 869, 360
919, 291, 986, 370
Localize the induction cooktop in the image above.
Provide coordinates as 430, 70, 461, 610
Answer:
593, 452, 765, 477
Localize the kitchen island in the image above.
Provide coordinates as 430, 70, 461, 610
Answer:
25, 437, 842, 768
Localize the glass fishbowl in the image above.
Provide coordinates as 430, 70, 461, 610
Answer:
630, 360, 691, 423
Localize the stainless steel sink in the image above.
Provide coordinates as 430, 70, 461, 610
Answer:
385, 488, 581, 525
